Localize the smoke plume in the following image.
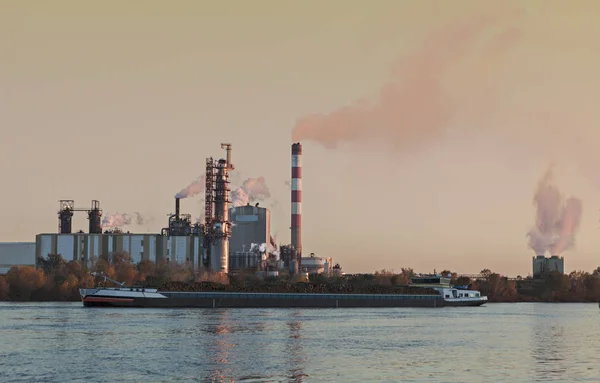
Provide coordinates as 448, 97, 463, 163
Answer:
230, 177, 271, 207
250, 242, 280, 260
101, 212, 151, 228
133, 212, 151, 225
176, 172, 270, 209
175, 174, 206, 199
527, 168, 583, 256
291, 10, 523, 150
101, 213, 132, 228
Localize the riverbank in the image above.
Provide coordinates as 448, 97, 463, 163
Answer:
2, 254, 600, 303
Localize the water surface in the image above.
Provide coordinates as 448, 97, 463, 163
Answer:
0, 302, 598, 382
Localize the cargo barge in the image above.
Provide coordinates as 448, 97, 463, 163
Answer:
79, 272, 486, 308
79, 287, 444, 308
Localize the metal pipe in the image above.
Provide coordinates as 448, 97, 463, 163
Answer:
221, 143, 233, 170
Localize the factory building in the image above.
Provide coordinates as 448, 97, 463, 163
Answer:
229, 205, 270, 253
0, 243, 36, 274
1, 142, 343, 277
532, 255, 564, 278
228, 204, 271, 271
35, 233, 202, 268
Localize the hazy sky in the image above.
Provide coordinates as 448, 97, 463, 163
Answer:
2, 0, 600, 275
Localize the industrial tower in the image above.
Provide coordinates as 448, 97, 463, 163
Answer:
203, 143, 234, 273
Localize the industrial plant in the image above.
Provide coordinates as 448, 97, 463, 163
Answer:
526, 168, 581, 279
532, 255, 565, 278
30, 143, 342, 278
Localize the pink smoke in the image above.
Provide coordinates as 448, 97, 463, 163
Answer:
291, 9, 524, 150
551, 197, 583, 255
527, 168, 583, 255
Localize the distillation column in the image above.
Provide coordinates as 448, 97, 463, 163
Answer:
210, 158, 231, 273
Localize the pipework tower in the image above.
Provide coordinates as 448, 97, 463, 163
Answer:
203, 143, 234, 273
57, 200, 102, 234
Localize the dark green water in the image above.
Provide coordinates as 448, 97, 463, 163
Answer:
0, 302, 599, 382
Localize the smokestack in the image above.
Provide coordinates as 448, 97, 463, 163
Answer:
88, 200, 103, 234
175, 197, 180, 220
291, 143, 302, 256
221, 143, 234, 170
58, 200, 74, 234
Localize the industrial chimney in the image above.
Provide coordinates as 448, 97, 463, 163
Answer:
175, 197, 181, 220
58, 200, 75, 234
291, 143, 302, 259
88, 200, 103, 234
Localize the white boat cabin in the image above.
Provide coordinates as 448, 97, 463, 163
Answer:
410, 274, 484, 301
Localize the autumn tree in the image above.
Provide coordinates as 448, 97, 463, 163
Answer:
391, 268, 415, 285
6, 266, 47, 301
111, 252, 137, 286
37, 254, 67, 275
137, 260, 155, 281
0, 276, 8, 300
455, 276, 472, 286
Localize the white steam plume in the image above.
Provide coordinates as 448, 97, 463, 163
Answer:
527, 168, 583, 256
133, 212, 151, 225
101, 213, 132, 228
175, 174, 206, 199
250, 242, 280, 261
101, 212, 152, 228
230, 177, 271, 207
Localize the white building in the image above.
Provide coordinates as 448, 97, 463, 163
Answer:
0, 243, 36, 274
35, 233, 203, 268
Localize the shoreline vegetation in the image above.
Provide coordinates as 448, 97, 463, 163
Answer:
1, 253, 600, 303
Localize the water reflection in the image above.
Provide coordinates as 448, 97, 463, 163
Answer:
205, 310, 235, 383
530, 313, 566, 381
286, 311, 308, 383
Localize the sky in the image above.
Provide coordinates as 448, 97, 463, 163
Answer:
2, 0, 600, 275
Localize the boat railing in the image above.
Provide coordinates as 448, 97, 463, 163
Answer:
90, 271, 126, 288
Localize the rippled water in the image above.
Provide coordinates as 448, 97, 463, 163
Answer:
0, 302, 599, 382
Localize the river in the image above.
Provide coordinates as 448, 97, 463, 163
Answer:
0, 302, 598, 382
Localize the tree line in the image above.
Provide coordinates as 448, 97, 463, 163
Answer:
1, 254, 600, 302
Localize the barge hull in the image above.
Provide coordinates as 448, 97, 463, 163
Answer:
444, 299, 487, 307
82, 293, 445, 308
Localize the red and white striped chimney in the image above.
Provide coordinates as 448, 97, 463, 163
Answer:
291, 143, 302, 255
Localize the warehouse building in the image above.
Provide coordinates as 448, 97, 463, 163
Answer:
35, 233, 202, 268
0, 242, 36, 274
